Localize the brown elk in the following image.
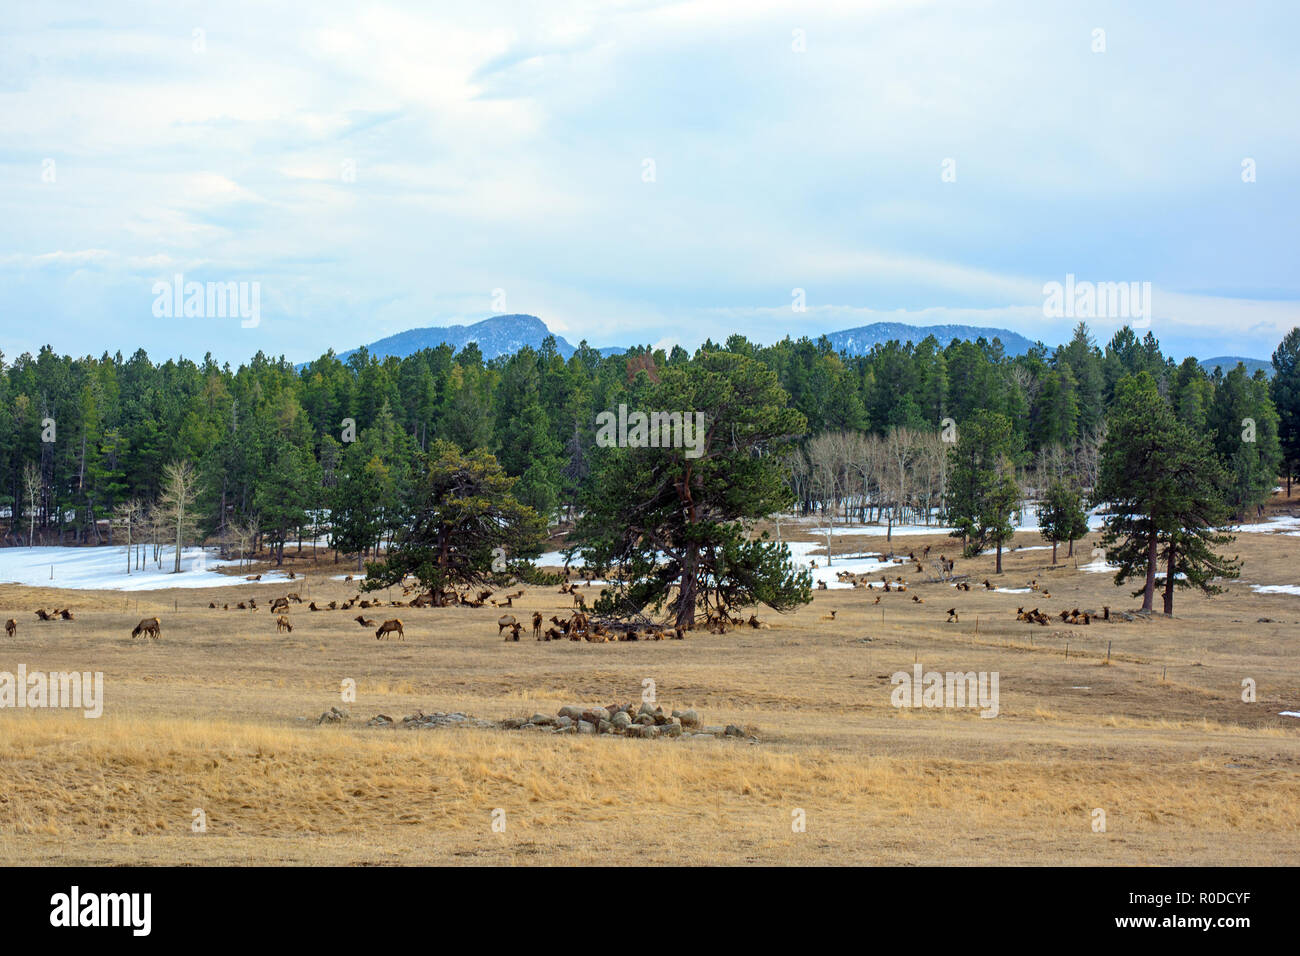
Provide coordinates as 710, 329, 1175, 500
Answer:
131, 617, 161, 640
505, 622, 522, 642
375, 619, 404, 641
56, 608, 75, 620
543, 627, 563, 641
270, 597, 290, 613
947, 608, 959, 623
497, 614, 518, 636
287, 593, 302, 603
276, 615, 293, 633
309, 602, 320, 611
355, 615, 377, 627
246, 574, 261, 581
34, 609, 53, 621
532, 611, 542, 640
4, 619, 15, 638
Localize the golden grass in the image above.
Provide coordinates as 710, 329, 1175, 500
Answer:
2, 500, 1299, 864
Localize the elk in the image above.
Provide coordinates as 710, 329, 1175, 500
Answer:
270, 597, 290, 613
543, 627, 563, 641
912, 595, 923, 603
375, 619, 404, 641
246, 574, 261, 582
309, 602, 320, 611
58, 608, 75, 620
34, 609, 53, 621
873, 595, 881, 605
131, 617, 161, 640
820, 610, 837, 621
355, 615, 377, 627
505, 622, 523, 642
209, 602, 218, 609
532, 611, 543, 640
4, 619, 15, 638
946, 608, 959, 623
497, 614, 518, 636
276, 615, 293, 633
287, 593, 302, 603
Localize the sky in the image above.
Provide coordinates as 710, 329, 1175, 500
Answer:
2, 0, 1298, 366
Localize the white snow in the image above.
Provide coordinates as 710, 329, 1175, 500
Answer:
1231, 515, 1300, 536
1252, 585, 1300, 596
1281, 712, 1300, 719
0, 546, 292, 591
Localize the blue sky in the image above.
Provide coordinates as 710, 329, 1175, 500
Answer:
2, 0, 1298, 365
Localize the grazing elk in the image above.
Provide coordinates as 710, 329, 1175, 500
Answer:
276, 615, 293, 633
4, 619, 15, 638
131, 617, 162, 640
375, 619, 404, 641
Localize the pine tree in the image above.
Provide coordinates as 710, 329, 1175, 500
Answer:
1270, 328, 1300, 497
1038, 478, 1089, 564
1095, 372, 1239, 614
364, 441, 545, 595
573, 351, 811, 629
944, 410, 1020, 572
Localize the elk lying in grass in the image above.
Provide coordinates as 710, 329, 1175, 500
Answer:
355, 615, 376, 627
276, 615, 293, 633
375, 619, 404, 641
131, 617, 162, 640
34, 608, 53, 621
270, 597, 290, 613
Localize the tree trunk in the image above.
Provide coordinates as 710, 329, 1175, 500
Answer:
1051, 541, 1058, 565
1162, 543, 1176, 616
995, 541, 1003, 575
676, 546, 698, 631
1141, 530, 1158, 611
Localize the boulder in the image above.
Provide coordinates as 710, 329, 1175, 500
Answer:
558, 705, 586, 720
577, 720, 596, 734
672, 709, 701, 728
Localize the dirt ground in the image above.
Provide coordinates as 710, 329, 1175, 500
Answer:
2, 497, 1298, 865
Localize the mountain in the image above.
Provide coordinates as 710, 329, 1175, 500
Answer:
1199, 356, 1273, 378
335, 314, 624, 364
821, 321, 1038, 356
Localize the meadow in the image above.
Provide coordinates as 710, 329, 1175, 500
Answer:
2, 501, 1298, 866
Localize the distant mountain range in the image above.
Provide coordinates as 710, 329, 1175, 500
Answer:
335, 314, 624, 364
325, 314, 1270, 372
1199, 356, 1274, 378
821, 321, 1037, 356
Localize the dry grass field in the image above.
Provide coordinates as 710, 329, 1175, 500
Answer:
2, 498, 1299, 866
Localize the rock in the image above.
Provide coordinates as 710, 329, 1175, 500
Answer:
598, 719, 613, 734
577, 720, 596, 734
725, 725, 744, 737
554, 715, 574, 729
500, 717, 527, 729
610, 711, 632, 730
558, 705, 586, 720
553, 723, 577, 734
659, 722, 683, 738
637, 701, 661, 718
582, 707, 610, 723
529, 713, 557, 726
702, 725, 726, 736
330, 706, 350, 719
672, 709, 701, 728
636, 714, 657, 726
691, 733, 715, 740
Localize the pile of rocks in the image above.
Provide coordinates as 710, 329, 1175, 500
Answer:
317, 706, 350, 724
501, 702, 752, 740
366, 710, 496, 730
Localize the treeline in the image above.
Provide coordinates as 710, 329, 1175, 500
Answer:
1, 322, 1297, 560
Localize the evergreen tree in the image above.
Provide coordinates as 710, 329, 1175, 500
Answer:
1037, 478, 1089, 563
573, 350, 811, 629
944, 410, 1020, 572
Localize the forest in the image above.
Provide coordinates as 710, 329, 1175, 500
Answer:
1, 322, 1297, 578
